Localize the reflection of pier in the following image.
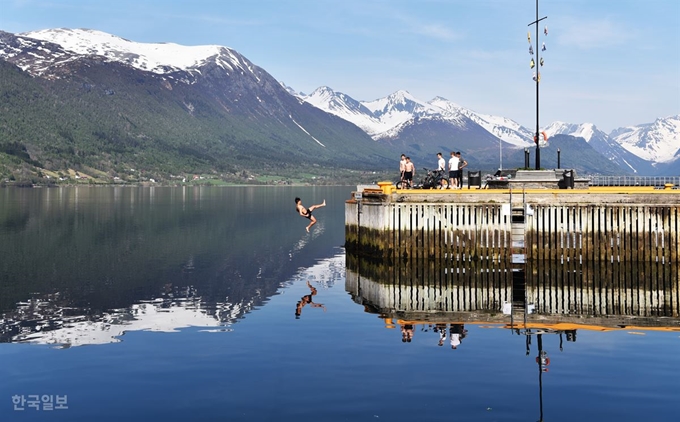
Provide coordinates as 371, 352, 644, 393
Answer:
346, 254, 680, 327
347, 252, 680, 420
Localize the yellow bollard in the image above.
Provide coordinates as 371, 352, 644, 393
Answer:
378, 181, 394, 194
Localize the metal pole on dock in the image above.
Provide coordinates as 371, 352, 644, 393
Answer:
524, 148, 530, 169
528, 0, 547, 170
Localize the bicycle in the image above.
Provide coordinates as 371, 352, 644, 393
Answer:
417, 168, 450, 189
395, 172, 413, 189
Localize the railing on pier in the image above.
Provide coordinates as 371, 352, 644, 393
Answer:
588, 175, 680, 187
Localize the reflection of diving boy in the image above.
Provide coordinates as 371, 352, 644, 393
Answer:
295, 197, 326, 232
295, 281, 326, 319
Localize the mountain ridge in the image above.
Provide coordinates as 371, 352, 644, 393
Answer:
0, 29, 394, 184
0, 27, 676, 181
300, 86, 678, 175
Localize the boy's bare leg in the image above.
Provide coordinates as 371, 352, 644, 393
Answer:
306, 216, 317, 232
308, 200, 326, 212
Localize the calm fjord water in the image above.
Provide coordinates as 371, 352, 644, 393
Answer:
1, 186, 678, 422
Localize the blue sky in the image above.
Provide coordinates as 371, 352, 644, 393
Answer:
2, 0, 679, 133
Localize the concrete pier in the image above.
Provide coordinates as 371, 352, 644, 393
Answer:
345, 185, 680, 263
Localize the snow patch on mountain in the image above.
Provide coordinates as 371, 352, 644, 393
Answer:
304, 86, 382, 134
362, 90, 441, 136
544, 121, 600, 142
20, 28, 251, 76
429, 97, 532, 147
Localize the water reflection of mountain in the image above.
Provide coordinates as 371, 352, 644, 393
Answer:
1, 254, 345, 348
2, 291, 237, 348
346, 254, 680, 328
0, 186, 350, 346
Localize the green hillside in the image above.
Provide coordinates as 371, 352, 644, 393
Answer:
0, 59, 393, 185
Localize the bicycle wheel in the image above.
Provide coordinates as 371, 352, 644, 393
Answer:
396, 180, 404, 189
424, 177, 435, 189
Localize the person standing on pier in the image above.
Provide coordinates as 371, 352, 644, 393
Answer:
437, 152, 447, 189
399, 154, 407, 186
437, 152, 446, 172
456, 151, 468, 189
403, 157, 415, 188
448, 151, 460, 189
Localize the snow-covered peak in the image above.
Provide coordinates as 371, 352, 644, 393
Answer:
363, 89, 433, 116
306, 86, 338, 103
428, 97, 532, 147
20, 28, 245, 75
610, 115, 680, 163
544, 121, 601, 142
428, 96, 463, 113
302, 86, 382, 135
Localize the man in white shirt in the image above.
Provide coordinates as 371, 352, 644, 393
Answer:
437, 153, 447, 189
448, 151, 460, 189
437, 152, 446, 171
399, 154, 406, 186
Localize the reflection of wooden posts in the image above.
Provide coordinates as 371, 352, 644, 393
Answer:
348, 252, 679, 321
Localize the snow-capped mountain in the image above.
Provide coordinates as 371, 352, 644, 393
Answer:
304, 86, 381, 134
543, 121, 641, 172
302, 88, 534, 147
0, 28, 391, 178
302, 88, 532, 147
361, 89, 441, 130
302, 85, 678, 174
302, 88, 513, 167
544, 121, 603, 143
429, 97, 533, 147
303, 88, 453, 137
0, 27, 675, 176
19, 28, 254, 79
610, 115, 680, 164
544, 119, 679, 174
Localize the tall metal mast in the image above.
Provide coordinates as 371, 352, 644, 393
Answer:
528, 0, 547, 170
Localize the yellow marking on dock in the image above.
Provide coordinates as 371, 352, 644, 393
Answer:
394, 186, 679, 195
391, 319, 680, 332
